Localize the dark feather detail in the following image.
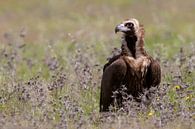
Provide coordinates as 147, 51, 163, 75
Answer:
100, 19, 161, 112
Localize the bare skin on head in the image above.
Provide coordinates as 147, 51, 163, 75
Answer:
100, 18, 161, 112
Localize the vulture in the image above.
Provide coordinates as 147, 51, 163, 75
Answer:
100, 18, 161, 112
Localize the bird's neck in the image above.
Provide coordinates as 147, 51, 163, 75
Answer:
121, 35, 137, 58
121, 35, 146, 58
135, 35, 146, 58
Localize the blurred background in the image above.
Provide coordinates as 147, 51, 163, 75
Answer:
0, 0, 195, 65
0, 0, 194, 45
0, 0, 194, 128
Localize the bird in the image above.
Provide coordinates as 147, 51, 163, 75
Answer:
100, 18, 161, 112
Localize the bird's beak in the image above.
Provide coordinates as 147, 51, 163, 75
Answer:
115, 24, 130, 33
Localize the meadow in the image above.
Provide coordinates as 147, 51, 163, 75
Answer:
0, 0, 194, 128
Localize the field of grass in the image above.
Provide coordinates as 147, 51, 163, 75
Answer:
0, 0, 194, 129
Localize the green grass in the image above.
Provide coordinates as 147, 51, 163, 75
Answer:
0, 0, 194, 129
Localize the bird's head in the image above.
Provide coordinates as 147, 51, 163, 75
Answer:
115, 18, 142, 37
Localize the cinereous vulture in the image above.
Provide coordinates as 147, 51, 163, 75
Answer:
100, 18, 161, 112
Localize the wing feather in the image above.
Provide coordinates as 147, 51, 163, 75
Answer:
100, 58, 127, 112
146, 58, 161, 88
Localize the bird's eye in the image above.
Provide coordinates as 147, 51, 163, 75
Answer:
125, 23, 134, 28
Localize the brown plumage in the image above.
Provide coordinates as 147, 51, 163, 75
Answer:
100, 18, 161, 112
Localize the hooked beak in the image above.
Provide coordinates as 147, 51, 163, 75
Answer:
115, 24, 130, 33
